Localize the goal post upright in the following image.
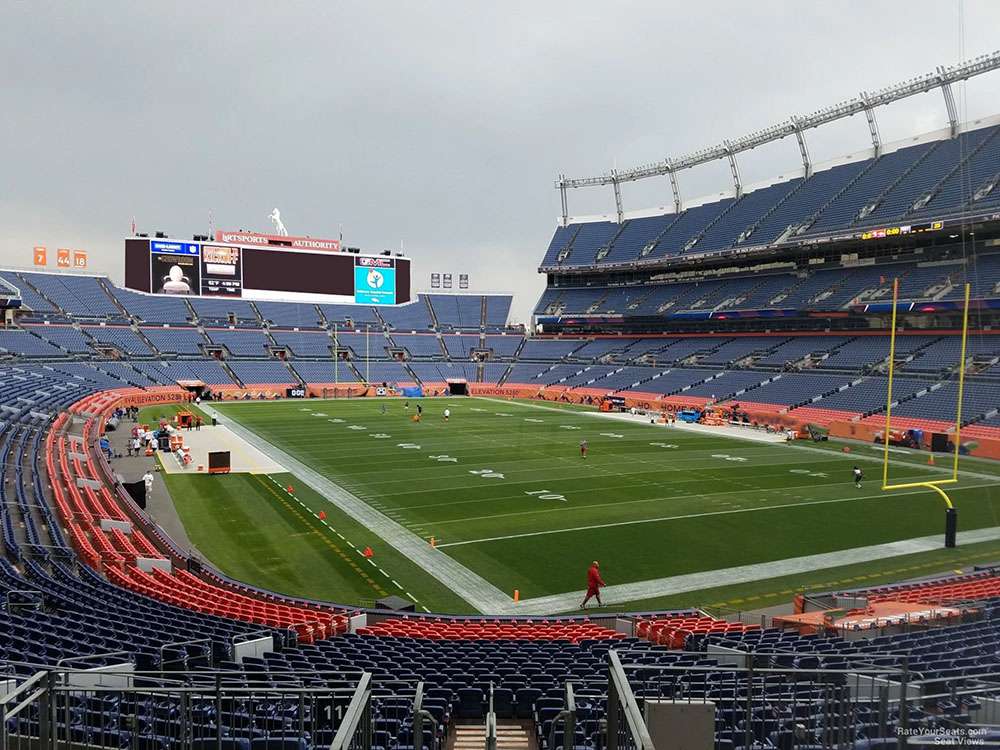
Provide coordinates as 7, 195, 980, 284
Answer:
881, 278, 900, 490
881, 278, 971, 547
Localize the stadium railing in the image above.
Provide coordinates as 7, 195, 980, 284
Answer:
0, 666, 373, 750
547, 681, 577, 750
707, 599, 989, 639
412, 681, 441, 750
331, 671, 373, 750
485, 682, 497, 750
907, 672, 1000, 732
607, 651, 654, 750
606, 649, 924, 749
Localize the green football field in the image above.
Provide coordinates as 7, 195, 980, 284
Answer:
159, 396, 1000, 614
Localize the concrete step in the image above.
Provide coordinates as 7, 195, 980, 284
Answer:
452, 722, 532, 750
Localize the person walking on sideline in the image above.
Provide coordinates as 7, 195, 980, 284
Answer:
580, 561, 605, 609
142, 470, 155, 502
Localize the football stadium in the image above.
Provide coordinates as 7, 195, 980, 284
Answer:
3, 6, 1000, 750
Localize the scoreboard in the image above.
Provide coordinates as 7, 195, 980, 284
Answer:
125, 231, 410, 305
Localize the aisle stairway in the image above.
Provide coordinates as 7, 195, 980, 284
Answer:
450, 720, 534, 750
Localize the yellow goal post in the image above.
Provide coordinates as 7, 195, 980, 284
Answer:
881, 278, 970, 545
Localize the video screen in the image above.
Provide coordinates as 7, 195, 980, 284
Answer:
200, 244, 242, 297
150, 241, 200, 296
127, 238, 409, 304
354, 257, 397, 304
241, 248, 355, 297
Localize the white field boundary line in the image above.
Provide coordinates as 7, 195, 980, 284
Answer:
262, 475, 431, 613
201, 403, 510, 613
498, 526, 1000, 615
434, 481, 997, 548
473, 397, 1000, 483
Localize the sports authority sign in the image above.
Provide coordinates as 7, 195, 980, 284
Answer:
214, 230, 341, 252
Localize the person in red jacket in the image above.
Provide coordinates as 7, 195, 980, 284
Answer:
580, 560, 605, 609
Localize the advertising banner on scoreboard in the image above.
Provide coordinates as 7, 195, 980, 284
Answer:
214, 230, 341, 252
200, 244, 242, 297
150, 241, 200, 295
354, 257, 396, 304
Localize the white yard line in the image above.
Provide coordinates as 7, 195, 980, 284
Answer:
434, 482, 996, 547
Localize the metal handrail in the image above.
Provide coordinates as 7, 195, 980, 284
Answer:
486, 682, 497, 750
231, 628, 275, 653
158, 638, 213, 673
608, 650, 655, 750
55, 650, 133, 668
0, 670, 48, 707
0, 670, 49, 750
413, 681, 441, 750
549, 681, 577, 750
4, 589, 43, 612
330, 671, 372, 750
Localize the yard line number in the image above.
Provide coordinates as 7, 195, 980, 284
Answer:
524, 489, 567, 502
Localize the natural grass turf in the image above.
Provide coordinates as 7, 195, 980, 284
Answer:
161, 470, 471, 612
576, 537, 1000, 616
207, 397, 1000, 607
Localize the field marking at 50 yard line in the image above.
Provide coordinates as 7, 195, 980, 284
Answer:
205, 399, 996, 614
198, 402, 511, 614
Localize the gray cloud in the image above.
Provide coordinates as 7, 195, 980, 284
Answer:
2, 1, 999, 323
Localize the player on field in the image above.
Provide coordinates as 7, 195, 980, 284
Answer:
580, 560, 604, 609
853, 465, 863, 489
580, 439, 588, 458
443, 407, 450, 421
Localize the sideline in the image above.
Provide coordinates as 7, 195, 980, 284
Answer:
500, 526, 1000, 615
201, 402, 511, 613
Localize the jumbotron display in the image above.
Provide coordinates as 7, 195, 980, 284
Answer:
124, 230, 411, 305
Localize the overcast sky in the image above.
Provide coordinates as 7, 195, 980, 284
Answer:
2, 1, 1000, 323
